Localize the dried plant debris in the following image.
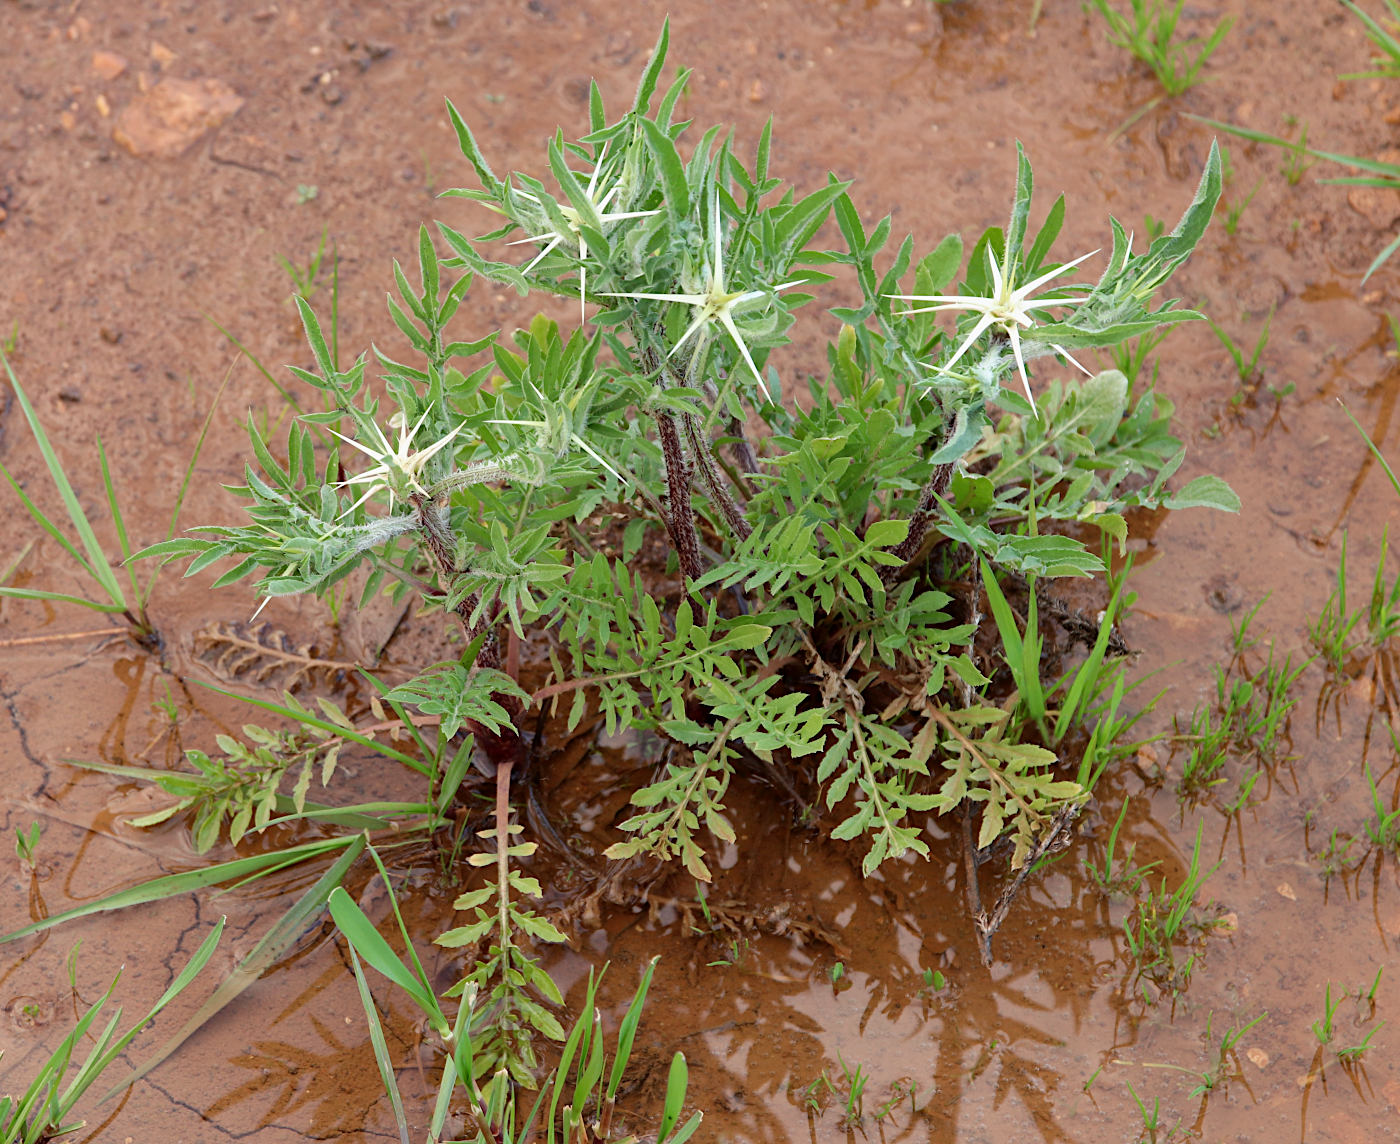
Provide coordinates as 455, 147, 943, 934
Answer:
194, 621, 359, 691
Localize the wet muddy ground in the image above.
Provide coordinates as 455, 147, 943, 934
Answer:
4, 0, 1400, 1140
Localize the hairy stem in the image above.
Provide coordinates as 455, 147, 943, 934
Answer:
683, 412, 752, 542
880, 460, 955, 586
654, 409, 704, 582
413, 495, 526, 777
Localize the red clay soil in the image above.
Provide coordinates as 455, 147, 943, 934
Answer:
3, 1, 1400, 1141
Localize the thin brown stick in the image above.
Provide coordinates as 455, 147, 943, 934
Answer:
974, 804, 1080, 965
0, 629, 122, 648
961, 802, 987, 964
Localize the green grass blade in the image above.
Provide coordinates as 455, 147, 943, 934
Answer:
345, 943, 411, 1144
53, 1010, 122, 1122
99, 836, 364, 1101
606, 957, 658, 1102
981, 559, 1045, 717
665, 1111, 704, 1144
1362, 229, 1400, 284
980, 559, 1023, 667
436, 734, 476, 820
263, 799, 435, 831
327, 886, 448, 1038
142, 360, 236, 603
550, 970, 599, 1139
0, 587, 126, 613
75, 917, 225, 1105
1339, 400, 1400, 501
363, 845, 439, 1018
202, 312, 303, 412
0, 349, 126, 611
0, 836, 355, 944
1055, 571, 1128, 741
0, 461, 103, 585
428, 1041, 461, 1142
657, 1051, 695, 1143
95, 436, 143, 615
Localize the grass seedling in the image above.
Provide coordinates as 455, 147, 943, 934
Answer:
1363, 765, 1400, 852
1086, 0, 1234, 95
1337, 1022, 1384, 1065
800, 1073, 833, 1117
1189, 1010, 1267, 1097
1175, 614, 1307, 803
873, 1078, 921, 1121
0, 350, 229, 647
1124, 1080, 1164, 1142
1315, 829, 1365, 880
835, 1054, 869, 1128
1110, 325, 1172, 388
1086, 798, 1160, 898
1207, 304, 1275, 389
1340, 0, 1400, 80
13, 823, 40, 869
1310, 532, 1368, 673
1122, 821, 1222, 1000
1313, 525, 1400, 751
0, 351, 155, 643
0, 922, 222, 1144
276, 225, 333, 300
1222, 179, 1262, 237
1, 320, 16, 355
1310, 969, 1387, 1070
1313, 983, 1343, 1047
982, 557, 1134, 747
1279, 118, 1315, 185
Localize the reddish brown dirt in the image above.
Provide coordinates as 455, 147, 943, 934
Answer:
4, 0, 1400, 1141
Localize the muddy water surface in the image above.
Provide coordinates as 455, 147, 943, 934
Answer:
3, 1, 1400, 1141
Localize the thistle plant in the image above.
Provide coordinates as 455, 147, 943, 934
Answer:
138, 23, 1234, 953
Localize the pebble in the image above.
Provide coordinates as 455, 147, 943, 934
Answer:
112, 77, 243, 158
91, 50, 129, 81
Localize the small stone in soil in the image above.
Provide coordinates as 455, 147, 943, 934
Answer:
113, 77, 243, 158
92, 50, 129, 80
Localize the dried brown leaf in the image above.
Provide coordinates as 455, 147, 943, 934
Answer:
193, 621, 358, 692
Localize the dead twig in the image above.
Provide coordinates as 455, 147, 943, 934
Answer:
973, 803, 1080, 965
